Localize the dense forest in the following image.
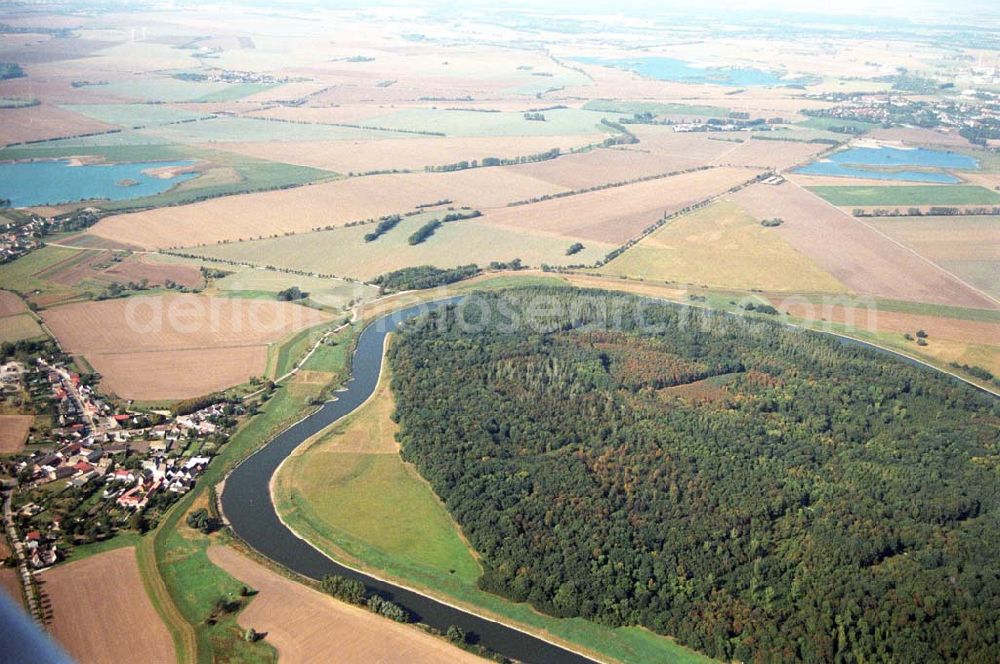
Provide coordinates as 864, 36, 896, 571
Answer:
388, 288, 1000, 663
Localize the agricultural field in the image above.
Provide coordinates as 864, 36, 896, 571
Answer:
729, 183, 998, 309
207, 133, 606, 173
0, 415, 33, 454
275, 363, 481, 583
58, 103, 212, 128
39, 547, 175, 664
0, 103, 114, 145
85, 168, 569, 249
206, 545, 483, 664
809, 184, 1000, 206
600, 200, 846, 292
867, 216, 1000, 300
0, 314, 44, 344
356, 107, 615, 137
188, 211, 614, 281
40, 295, 331, 400
480, 166, 761, 244
204, 265, 376, 309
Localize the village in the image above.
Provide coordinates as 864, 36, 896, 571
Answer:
0, 349, 241, 577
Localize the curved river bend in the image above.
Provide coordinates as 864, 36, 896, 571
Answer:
222, 296, 993, 664
222, 298, 597, 664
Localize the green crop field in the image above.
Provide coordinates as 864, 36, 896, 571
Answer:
142, 116, 402, 144
191, 82, 280, 102
60, 104, 211, 128
189, 213, 614, 281
210, 268, 377, 309
359, 108, 614, 137
582, 99, 729, 117
0, 313, 45, 343
101, 78, 241, 103
809, 184, 1000, 206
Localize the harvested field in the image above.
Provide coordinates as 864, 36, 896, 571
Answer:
87, 169, 568, 249
728, 183, 998, 308
600, 200, 845, 292
867, 216, 1000, 299
711, 139, 828, 170
87, 346, 268, 401
190, 212, 614, 281
0, 568, 22, 608
481, 166, 761, 244
618, 127, 746, 163
779, 302, 1000, 346
42, 295, 329, 353
39, 547, 175, 664
0, 291, 27, 317
205, 134, 604, 173
350, 107, 612, 137
104, 254, 204, 289
206, 545, 483, 664
509, 148, 700, 190
0, 314, 45, 343
0, 415, 33, 453
41, 295, 330, 399
0, 104, 114, 146
868, 126, 974, 149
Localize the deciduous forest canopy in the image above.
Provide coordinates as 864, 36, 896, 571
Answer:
389, 288, 1000, 663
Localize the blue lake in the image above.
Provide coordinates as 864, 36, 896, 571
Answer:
795, 146, 979, 183
0, 159, 197, 207
573, 56, 806, 87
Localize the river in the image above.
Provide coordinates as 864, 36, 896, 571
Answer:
221, 297, 598, 664
221, 295, 993, 664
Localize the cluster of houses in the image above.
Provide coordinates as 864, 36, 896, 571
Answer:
0, 217, 44, 264
4, 356, 236, 569
108, 455, 211, 510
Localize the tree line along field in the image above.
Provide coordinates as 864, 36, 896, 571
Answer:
387, 288, 1000, 663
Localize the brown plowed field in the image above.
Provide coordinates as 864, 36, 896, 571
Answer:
42, 295, 329, 400
0, 415, 33, 453
0, 104, 114, 145
39, 547, 175, 664
88, 346, 269, 401
207, 545, 484, 664
0, 291, 27, 317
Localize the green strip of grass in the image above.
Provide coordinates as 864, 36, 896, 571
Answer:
808, 184, 1000, 206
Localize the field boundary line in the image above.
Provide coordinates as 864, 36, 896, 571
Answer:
786, 180, 1000, 308
135, 535, 197, 664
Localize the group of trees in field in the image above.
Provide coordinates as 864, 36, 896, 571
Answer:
364, 214, 402, 242
372, 264, 480, 292
320, 574, 408, 622
388, 288, 1000, 663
